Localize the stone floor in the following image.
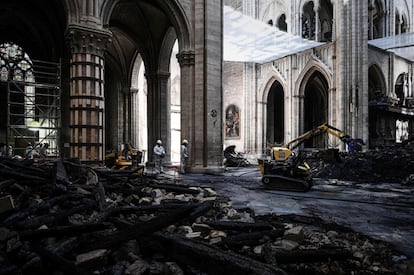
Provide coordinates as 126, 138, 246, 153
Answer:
158, 165, 414, 258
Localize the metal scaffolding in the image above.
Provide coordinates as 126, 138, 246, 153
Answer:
6, 59, 61, 158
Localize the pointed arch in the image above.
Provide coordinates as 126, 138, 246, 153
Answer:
368, 64, 387, 102
101, 0, 192, 51
297, 59, 332, 148
296, 58, 333, 97
258, 70, 287, 149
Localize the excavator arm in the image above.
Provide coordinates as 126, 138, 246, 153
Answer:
285, 123, 351, 151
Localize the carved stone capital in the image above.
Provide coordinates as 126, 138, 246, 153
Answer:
176, 50, 195, 66
66, 25, 112, 57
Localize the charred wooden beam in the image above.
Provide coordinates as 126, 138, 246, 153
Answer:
148, 183, 201, 195
154, 233, 287, 275
79, 205, 196, 251
186, 201, 214, 222
0, 166, 48, 182
14, 203, 96, 230
205, 220, 274, 231
218, 229, 285, 248
95, 203, 194, 223
19, 223, 110, 240
3, 194, 78, 227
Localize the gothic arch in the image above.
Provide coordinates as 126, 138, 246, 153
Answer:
260, 1, 288, 31
159, 27, 178, 73
297, 61, 332, 148
63, 0, 80, 24
259, 72, 287, 148
368, 64, 387, 101
395, 73, 406, 105
395, 7, 409, 34
101, 0, 192, 51
266, 81, 285, 145
296, 58, 333, 96
371, 0, 386, 38
301, 1, 316, 39
277, 14, 288, 32
259, 70, 287, 103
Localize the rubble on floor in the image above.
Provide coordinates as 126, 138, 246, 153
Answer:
0, 158, 412, 274
310, 141, 414, 184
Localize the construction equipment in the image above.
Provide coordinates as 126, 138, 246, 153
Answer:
105, 144, 143, 172
258, 123, 354, 192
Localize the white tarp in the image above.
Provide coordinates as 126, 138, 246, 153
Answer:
223, 5, 325, 64
368, 32, 414, 62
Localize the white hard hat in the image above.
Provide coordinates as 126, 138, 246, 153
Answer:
182, 139, 188, 144
156, 140, 162, 145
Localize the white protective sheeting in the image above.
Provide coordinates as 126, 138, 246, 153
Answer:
223, 5, 325, 64
368, 32, 414, 62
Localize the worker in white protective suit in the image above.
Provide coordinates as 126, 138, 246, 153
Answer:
153, 139, 166, 173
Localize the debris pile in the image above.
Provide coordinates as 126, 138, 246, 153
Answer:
0, 158, 412, 274
311, 141, 414, 184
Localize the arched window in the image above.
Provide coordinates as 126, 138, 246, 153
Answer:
0, 42, 33, 82
302, 2, 315, 40
0, 42, 35, 127
277, 14, 287, 32
395, 11, 401, 34
370, 0, 385, 39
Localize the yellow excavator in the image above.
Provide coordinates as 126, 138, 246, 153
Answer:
105, 143, 143, 171
258, 123, 354, 192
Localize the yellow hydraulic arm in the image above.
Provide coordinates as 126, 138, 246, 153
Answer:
284, 123, 351, 151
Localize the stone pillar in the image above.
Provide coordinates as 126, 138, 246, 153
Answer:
158, 71, 171, 163
177, 50, 195, 167
66, 25, 112, 162
121, 87, 131, 145
146, 71, 171, 163
130, 88, 139, 147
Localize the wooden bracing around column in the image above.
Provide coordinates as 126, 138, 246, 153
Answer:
69, 53, 104, 161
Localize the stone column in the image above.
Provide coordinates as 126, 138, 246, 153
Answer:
130, 88, 139, 147
66, 25, 112, 162
146, 70, 171, 163
177, 50, 195, 167
121, 87, 131, 145
158, 71, 171, 163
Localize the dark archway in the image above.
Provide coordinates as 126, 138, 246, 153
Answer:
105, 0, 182, 159
371, 0, 385, 39
368, 64, 387, 147
277, 14, 287, 32
395, 74, 405, 105
319, 0, 333, 42
304, 71, 328, 148
266, 81, 284, 145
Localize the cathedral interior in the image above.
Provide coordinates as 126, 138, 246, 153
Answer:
0, 0, 413, 170
1, 1, 414, 274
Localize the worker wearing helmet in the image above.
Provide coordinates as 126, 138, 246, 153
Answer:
180, 139, 189, 174
153, 139, 166, 173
